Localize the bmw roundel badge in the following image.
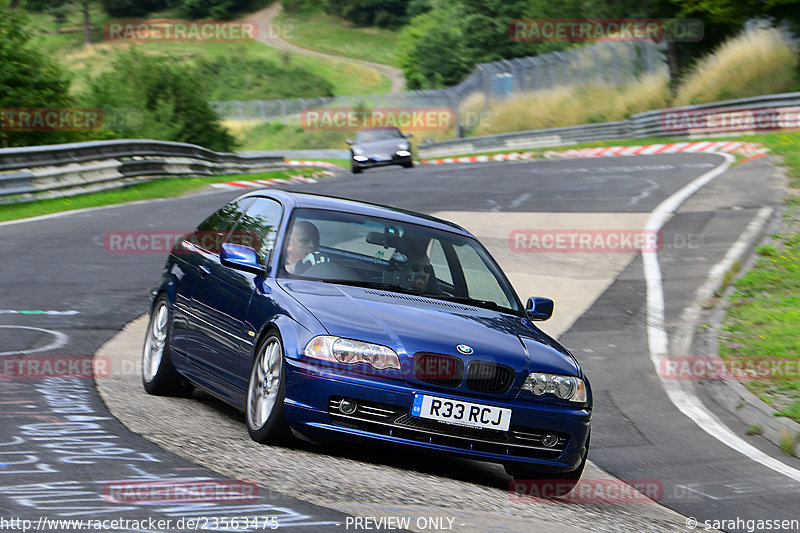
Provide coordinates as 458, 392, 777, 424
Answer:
456, 344, 473, 355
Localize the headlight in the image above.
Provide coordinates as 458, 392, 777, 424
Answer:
396, 150, 411, 157
521, 372, 587, 402
304, 336, 401, 371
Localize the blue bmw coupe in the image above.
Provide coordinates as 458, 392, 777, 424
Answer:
143, 190, 591, 485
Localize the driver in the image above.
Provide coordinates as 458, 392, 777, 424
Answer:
403, 234, 436, 292
285, 220, 329, 274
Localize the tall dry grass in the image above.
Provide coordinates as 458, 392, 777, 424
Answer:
675, 28, 798, 106
474, 72, 670, 136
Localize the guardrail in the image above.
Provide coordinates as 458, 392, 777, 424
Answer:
417, 122, 631, 159
4, 92, 798, 203
0, 139, 285, 203
418, 91, 800, 158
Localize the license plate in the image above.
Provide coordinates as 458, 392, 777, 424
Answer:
374, 154, 391, 161
411, 393, 511, 431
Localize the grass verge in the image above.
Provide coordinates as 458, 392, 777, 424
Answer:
0, 169, 314, 223
275, 10, 400, 67
717, 131, 800, 424
29, 7, 390, 97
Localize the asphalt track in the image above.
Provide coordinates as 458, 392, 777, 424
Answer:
1, 153, 799, 532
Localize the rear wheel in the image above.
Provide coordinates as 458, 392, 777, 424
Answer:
142, 296, 191, 396
246, 334, 291, 444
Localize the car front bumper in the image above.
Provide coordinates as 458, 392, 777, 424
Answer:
353, 153, 412, 168
283, 359, 591, 472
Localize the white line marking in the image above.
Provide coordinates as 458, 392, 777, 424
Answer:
0, 326, 69, 356
0, 310, 79, 316
642, 153, 800, 483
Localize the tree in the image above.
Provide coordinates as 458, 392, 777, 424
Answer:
24, 0, 92, 45
82, 49, 237, 151
101, 0, 168, 17
0, 0, 76, 147
326, 0, 410, 28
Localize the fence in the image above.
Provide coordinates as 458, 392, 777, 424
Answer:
417, 91, 800, 158
0, 139, 284, 203
3, 91, 797, 203
211, 40, 666, 128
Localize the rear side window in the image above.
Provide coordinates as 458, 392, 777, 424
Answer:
194, 198, 254, 254
229, 198, 283, 264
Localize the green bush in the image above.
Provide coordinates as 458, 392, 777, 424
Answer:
101, 0, 169, 17
82, 49, 236, 151
0, 0, 79, 147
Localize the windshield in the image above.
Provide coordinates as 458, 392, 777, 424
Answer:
356, 129, 404, 143
279, 208, 521, 314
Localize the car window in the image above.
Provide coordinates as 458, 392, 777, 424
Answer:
451, 241, 511, 305
194, 197, 254, 254
356, 129, 404, 143
279, 208, 520, 313
228, 197, 283, 265
427, 239, 453, 285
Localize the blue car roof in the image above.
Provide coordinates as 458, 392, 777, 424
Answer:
239, 190, 472, 236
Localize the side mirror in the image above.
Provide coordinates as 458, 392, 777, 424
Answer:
526, 297, 553, 321
220, 243, 263, 274
345, 140, 355, 145
404, 133, 413, 138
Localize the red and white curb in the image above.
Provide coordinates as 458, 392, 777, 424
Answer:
284, 160, 342, 169
421, 152, 536, 165
545, 141, 769, 159
211, 168, 336, 190
418, 141, 769, 166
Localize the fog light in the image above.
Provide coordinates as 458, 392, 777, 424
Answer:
542, 432, 559, 448
339, 398, 357, 415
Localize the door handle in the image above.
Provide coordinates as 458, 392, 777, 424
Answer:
198, 265, 212, 278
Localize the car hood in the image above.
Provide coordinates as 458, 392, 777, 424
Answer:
280, 280, 579, 379
355, 138, 408, 153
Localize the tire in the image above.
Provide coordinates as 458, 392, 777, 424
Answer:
142, 295, 191, 396
402, 160, 414, 169
246, 333, 291, 444
351, 163, 362, 174
505, 433, 589, 498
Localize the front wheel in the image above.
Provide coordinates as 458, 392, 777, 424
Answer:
505, 434, 589, 498
246, 334, 291, 444
142, 295, 191, 396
